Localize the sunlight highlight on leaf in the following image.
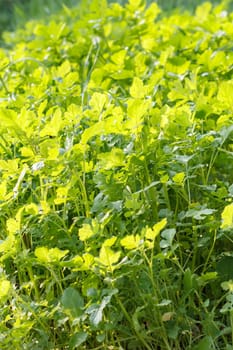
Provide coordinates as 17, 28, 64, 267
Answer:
145, 218, 167, 241
221, 203, 233, 229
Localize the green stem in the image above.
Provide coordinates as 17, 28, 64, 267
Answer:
0, 75, 9, 94
202, 229, 216, 274
231, 310, 233, 346
163, 183, 171, 212
48, 267, 64, 294
191, 225, 198, 272
114, 294, 152, 350
27, 265, 40, 301
143, 159, 158, 222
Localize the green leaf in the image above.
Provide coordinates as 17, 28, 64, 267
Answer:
69, 332, 88, 349
183, 268, 196, 293
86, 303, 103, 327
193, 336, 214, 350
160, 228, 176, 248
220, 293, 233, 313
184, 207, 216, 220
132, 306, 146, 332
86, 291, 117, 326
61, 287, 84, 318
197, 272, 218, 287
217, 256, 233, 281
166, 321, 179, 340
221, 280, 233, 292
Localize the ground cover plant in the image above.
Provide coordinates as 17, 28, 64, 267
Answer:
0, 0, 233, 348
0, 0, 223, 36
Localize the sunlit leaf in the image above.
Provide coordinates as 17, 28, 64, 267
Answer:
40, 108, 62, 137
97, 246, 121, 268
0, 279, 11, 299
217, 81, 233, 109
102, 236, 117, 247
0, 181, 7, 200
221, 203, 233, 229
145, 218, 167, 240
130, 77, 146, 99
35, 247, 69, 263
7, 218, 20, 234
120, 234, 141, 250
89, 92, 108, 113
54, 186, 69, 205
172, 172, 185, 184
79, 224, 95, 241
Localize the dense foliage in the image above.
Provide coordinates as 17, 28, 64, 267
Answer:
0, 0, 222, 35
0, 0, 233, 348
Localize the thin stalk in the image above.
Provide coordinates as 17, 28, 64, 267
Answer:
191, 225, 198, 272
27, 265, 40, 301
142, 249, 173, 350
185, 163, 191, 205
202, 229, 216, 274
47, 267, 64, 294
206, 149, 219, 184
162, 183, 171, 212
143, 158, 158, 222
0, 75, 10, 94
16, 294, 48, 332
230, 310, 233, 347
77, 174, 90, 217
114, 294, 152, 350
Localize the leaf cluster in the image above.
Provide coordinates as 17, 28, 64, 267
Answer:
0, 0, 233, 349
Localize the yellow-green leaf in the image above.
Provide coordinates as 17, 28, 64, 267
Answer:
0, 279, 11, 299
78, 224, 94, 241
102, 236, 117, 247
145, 218, 167, 240
35, 247, 69, 263
172, 172, 185, 185
221, 203, 233, 229
97, 246, 121, 267
89, 92, 107, 113
120, 234, 141, 250
40, 108, 62, 137
7, 218, 20, 234
0, 181, 7, 200
130, 77, 146, 99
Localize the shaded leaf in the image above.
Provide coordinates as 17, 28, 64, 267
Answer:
61, 287, 84, 318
